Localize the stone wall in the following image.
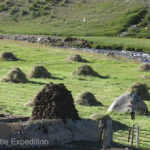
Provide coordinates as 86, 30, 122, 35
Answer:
0, 34, 93, 48
0, 119, 99, 148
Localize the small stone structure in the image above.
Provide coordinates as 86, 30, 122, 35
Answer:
0, 119, 99, 148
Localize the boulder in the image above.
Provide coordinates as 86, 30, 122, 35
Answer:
107, 93, 148, 115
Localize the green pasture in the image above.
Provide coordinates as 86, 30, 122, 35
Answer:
0, 40, 150, 149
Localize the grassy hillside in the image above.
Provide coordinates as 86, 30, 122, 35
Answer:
0, 0, 150, 38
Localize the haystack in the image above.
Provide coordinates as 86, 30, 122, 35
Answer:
89, 113, 128, 131
72, 65, 100, 77
67, 54, 88, 62
106, 52, 115, 57
32, 82, 80, 121
139, 64, 150, 71
142, 75, 150, 80
0, 52, 19, 61
0, 68, 28, 83
24, 99, 34, 107
27, 65, 51, 78
75, 91, 102, 106
127, 82, 150, 100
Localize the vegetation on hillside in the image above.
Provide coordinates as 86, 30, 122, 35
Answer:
0, 0, 150, 38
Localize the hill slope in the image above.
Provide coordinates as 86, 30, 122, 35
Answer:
0, 0, 150, 37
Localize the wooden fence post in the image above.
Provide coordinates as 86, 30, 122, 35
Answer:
131, 124, 134, 147
99, 120, 103, 142
103, 127, 107, 150
106, 120, 113, 146
136, 125, 139, 148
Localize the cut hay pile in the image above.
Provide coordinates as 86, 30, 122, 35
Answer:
27, 65, 51, 78
106, 52, 115, 57
24, 99, 34, 107
127, 82, 150, 100
0, 68, 28, 83
72, 65, 100, 77
32, 82, 80, 121
0, 52, 19, 61
75, 91, 102, 106
67, 54, 88, 62
89, 113, 129, 131
142, 75, 150, 80
139, 64, 150, 71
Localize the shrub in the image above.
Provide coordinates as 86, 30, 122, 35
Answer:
21, 10, 28, 16
10, 7, 19, 15
0, 4, 5, 12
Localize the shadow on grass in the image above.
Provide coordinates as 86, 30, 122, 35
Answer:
51, 76, 64, 80
29, 81, 46, 85
100, 75, 110, 79
113, 120, 129, 132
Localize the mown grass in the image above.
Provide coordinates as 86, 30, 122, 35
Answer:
1, 40, 150, 148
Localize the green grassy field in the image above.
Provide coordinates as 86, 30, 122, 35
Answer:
81, 36, 150, 52
0, 40, 150, 148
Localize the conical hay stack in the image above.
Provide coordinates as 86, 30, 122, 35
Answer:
0, 52, 19, 61
127, 82, 150, 100
67, 54, 88, 62
72, 65, 100, 77
106, 52, 115, 57
139, 64, 150, 71
27, 65, 51, 78
75, 91, 102, 106
32, 82, 80, 121
0, 68, 28, 83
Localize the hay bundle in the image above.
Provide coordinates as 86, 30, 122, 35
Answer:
24, 99, 34, 107
72, 65, 100, 77
75, 91, 102, 106
27, 65, 51, 78
0, 68, 28, 83
0, 52, 19, 61
67, 54, 88, 62
139, 64, 150, 71
127, 82, 150, 100
106, 52, 115, 57
32, 82, 80, 121
142, 75, 150, 80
